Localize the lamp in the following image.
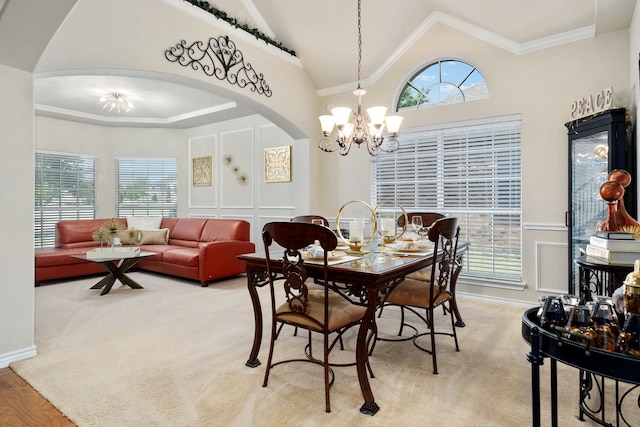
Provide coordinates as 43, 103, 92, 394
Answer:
99, 92, 133, 113
318, 0, 403, 156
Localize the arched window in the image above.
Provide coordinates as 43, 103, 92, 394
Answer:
397, 60, 488, 110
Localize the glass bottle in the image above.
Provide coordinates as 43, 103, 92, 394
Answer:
624, 271, 640, 316
540, 297, 567, 331
590, 300, 619, 350
615, 313, 640, 357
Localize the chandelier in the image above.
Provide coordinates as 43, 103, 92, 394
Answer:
318, 0, 403, 156
99, 92, 133, 113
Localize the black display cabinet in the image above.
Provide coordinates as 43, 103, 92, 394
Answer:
565, 108, 635, 292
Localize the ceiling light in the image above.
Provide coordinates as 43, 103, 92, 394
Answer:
99, 92, 133, 113
318, 0, 403, 156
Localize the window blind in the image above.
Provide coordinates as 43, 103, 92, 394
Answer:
372, 116, 522, 282
35, 151, 97, 247
116, 158, 178, 217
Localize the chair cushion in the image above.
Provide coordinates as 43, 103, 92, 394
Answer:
276, 288, 366, 332
405, 266, 436, 282
387, 278, 452, 308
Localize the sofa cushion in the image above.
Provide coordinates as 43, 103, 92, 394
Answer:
160, 247, 199, 267
135, 244, 180, 261
35, 247, 95, 267
56, 218, 127, 248
200, 219, 250, 242
159, 217, 179, 234
169, 218, 207, 248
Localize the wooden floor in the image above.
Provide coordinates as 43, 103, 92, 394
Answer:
0, 367, 75, 427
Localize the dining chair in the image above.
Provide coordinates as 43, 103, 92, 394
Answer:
398, 212, 445, 282
261, 222, 368, 413
378, 217, 461, 374
290, 215, 330, 226
397, 212, 445, 229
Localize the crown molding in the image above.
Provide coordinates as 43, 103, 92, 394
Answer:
318, 11, 596, 97
161, 0, 301, 68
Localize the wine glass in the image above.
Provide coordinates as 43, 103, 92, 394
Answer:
411, 216, 423, 242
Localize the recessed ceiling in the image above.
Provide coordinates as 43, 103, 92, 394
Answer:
34, 74, 255, 129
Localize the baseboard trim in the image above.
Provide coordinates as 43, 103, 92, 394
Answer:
456, 292, 532, 308
0, 346, 37, 368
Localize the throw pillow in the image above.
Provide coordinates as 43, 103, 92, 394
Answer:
126, 216, 162, 230
138, 229, 169, 245
116, 229, 140, 245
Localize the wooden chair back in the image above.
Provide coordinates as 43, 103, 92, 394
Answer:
290, 215, 330, 227
398, 212, 445, 228
427, 217, 460, 295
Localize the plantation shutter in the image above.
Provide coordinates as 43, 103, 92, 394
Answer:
35, 151, 97, 247
116, 158, 178, 217
372, 116, 522, 283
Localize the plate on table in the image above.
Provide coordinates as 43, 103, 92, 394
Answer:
302, 250, 347, 261
395, 247, 425, 253
389, 244, 431, 253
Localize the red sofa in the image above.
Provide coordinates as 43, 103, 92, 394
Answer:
34, 217, 256, 286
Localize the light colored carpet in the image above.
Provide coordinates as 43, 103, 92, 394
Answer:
12, 272, 592, 426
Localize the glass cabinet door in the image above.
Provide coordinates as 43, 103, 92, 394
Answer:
566, 108, 634, 292
570, 131, 609, 285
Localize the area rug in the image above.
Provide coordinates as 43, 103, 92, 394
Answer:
12, 272, 591, 426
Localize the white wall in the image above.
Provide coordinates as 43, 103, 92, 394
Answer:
0, 65, 36, 366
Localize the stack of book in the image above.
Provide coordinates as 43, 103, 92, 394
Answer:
586, 231, 640, 265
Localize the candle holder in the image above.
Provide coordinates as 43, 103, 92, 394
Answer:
374, 201, 408, 250
335, 200, 377, 253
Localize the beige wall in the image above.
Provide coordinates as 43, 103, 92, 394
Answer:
1, 0, 638, 366
0, 65, 36, 364
317, 24, 632, 304
36, 118, 188, 218
36, 113, 307, 245
631, 2, 640, 156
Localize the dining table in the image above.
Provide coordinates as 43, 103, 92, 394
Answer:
238, 241, 468, 415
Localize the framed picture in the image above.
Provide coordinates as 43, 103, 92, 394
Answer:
264, 146, 291, 183
192, 156, 212, 186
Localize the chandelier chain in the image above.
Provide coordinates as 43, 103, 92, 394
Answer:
357, 0, 362, 88
317, 0, 403, 156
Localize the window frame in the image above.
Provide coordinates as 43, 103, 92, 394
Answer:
397, 59, 488, 111
34, 150, 97, 248
371, 115, 522, 286
115, 157, 178, 218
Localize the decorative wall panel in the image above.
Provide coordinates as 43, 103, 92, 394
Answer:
221, 128, 253, 208
188, 135, 216, 208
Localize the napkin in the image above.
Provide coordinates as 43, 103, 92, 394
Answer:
392, 241, 410, 250
307, 246, 326, 258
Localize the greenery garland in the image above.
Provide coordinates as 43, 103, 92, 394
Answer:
184, 0, 296, 57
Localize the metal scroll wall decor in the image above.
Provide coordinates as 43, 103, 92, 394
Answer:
165, 35, 272, 97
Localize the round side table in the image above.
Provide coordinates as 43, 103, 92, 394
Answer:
574, 255, 633, 301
